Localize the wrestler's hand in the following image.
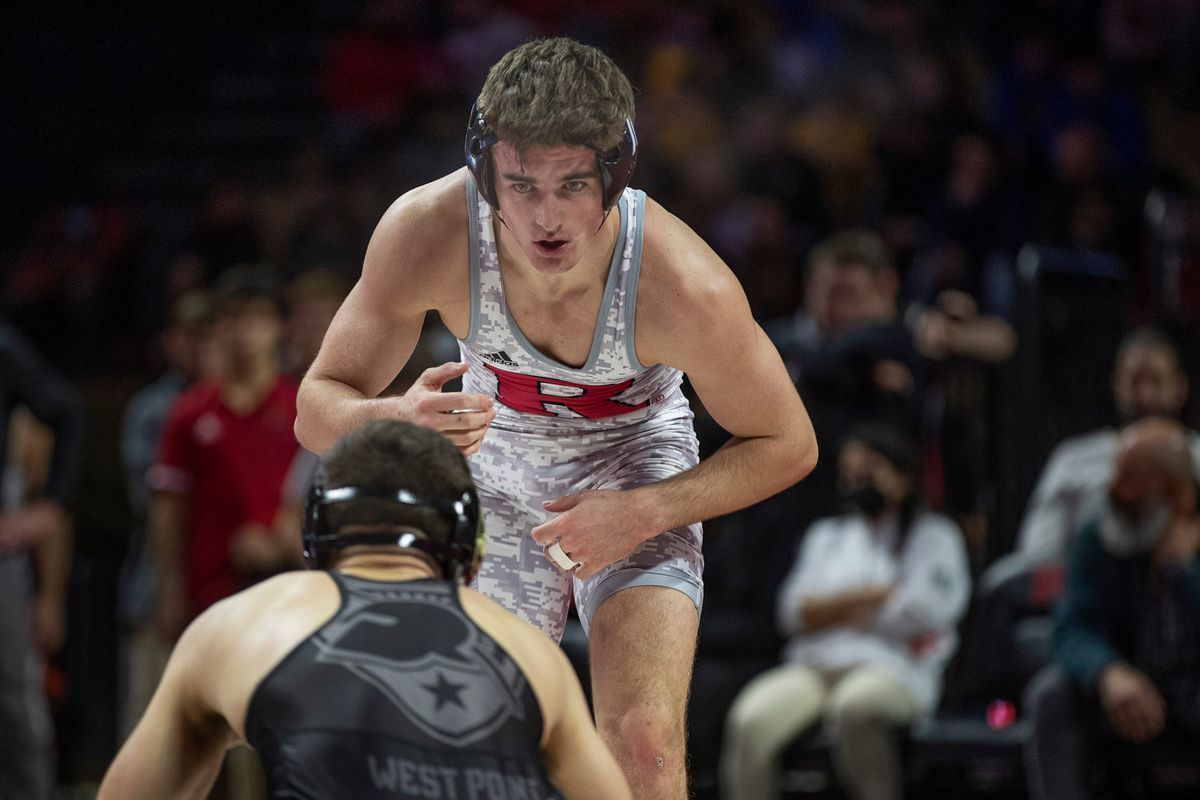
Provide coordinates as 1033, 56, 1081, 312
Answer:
398, 362, 497, 456
531, 490, 661, 580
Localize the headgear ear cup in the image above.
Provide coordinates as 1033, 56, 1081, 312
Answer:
465, 103, 501, 208
302, 482, 326, 570
598, 119, 637, 210
464, 102, 637, 212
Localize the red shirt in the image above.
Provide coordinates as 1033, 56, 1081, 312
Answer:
150, 376, 298, 615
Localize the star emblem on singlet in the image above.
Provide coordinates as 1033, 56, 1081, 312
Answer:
422, 671, 468, 711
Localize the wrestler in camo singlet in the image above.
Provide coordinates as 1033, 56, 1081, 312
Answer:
458, 176, 704, 642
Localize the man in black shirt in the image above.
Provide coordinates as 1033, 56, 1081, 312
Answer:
99, 419, 629, 799
0, 320, 83, 800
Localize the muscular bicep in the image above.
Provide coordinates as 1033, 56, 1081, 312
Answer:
307, 278, 427, 398
674, 281, 811, 443
641, 206, 812, 444
307, 193, 457, 398
693, 319, 811, 441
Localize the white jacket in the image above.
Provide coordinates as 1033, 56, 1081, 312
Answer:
776, 511, 970, 712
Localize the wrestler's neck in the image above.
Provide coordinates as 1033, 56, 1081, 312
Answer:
334, 550, 441, 582
497, 209, 618, 300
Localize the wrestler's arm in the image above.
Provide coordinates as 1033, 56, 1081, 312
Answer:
532, 203, 817, 576
542, 645, 632, 799
98, 609, 235, 800
295, 176, 494, 454
460, 591, 631, 798
640, 239, 818, 525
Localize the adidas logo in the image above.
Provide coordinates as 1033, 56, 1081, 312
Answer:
481, 350, 519, 367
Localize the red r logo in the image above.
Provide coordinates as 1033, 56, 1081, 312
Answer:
485, 365, 647, 419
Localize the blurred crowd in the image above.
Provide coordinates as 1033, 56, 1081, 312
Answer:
2, 1, 1200, 798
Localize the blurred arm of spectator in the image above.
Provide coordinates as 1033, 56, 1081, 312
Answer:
148, 490, 189, 642
270, 448, 320, 569
914, 290, 1015, 364
1052, 525, 1124, 690
147, 394, 198, 643
775, 524, 893, 637
229, 522, 302, 575
29, 514, 71, 656
229, 447, 317, 577
800, 585, 893, 632
1052, 522, 1166, 741
872, 515, 971, 641
0, 322, 83, 553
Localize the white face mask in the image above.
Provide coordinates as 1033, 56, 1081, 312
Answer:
1098, 498, 1172, 557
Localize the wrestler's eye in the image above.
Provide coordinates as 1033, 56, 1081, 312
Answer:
511, 182, 533, 194
565, 180, 586, 193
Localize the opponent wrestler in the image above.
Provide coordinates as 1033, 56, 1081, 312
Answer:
295, 37, 818, 797
98, 419, 630, 800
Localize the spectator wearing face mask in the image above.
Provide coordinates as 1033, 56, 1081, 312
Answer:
720, 423, 970, 800
1023, 417, 1200, 800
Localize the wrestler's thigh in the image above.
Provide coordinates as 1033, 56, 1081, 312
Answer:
472, 487, 573, 640
587, 585, 699, 731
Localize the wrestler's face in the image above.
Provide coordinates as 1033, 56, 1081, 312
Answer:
491, 142, 607, 274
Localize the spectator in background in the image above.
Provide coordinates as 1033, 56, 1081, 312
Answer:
1024, 417, 1200, 800
282, 269, 351, 378
1006, 329, 1200, 574
149, 266, 300, 644
0, 321, 83, 800
764, 229, 921, 525
908, 129, 1022, 329
720, 424, 970, 800
116, 289, 220, 739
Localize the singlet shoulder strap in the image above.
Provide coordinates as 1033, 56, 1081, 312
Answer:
464, 174, 485, 343
619, 188, 650, 369
244, 573, 350, 740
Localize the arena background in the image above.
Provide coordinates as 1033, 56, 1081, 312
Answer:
2, 1, 1199, 797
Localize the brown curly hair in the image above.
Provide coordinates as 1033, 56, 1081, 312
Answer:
477, 37, 635, 152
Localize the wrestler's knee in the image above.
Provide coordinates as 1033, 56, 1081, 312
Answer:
598, 702, 685, 783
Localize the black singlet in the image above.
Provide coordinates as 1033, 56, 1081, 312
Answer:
245, 574, 563, 799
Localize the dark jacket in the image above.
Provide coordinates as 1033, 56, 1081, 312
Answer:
1053, 520, 1200, 692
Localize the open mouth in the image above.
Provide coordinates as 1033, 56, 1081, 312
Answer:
534, 239, 568, 254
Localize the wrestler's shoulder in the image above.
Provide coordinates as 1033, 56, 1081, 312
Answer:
368, 169, 472, 269
637, 195, 745, 319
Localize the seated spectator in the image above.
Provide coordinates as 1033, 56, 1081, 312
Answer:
998, 328, 1200, 580
720, 423, 970, 800
1023, 417, 1200, 800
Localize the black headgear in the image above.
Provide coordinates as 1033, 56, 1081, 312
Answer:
302, 483, 483, 584
464, 101, 637, 212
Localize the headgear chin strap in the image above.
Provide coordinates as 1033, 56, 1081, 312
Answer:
302, 484, 483, 585
464, 102, 637, 213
